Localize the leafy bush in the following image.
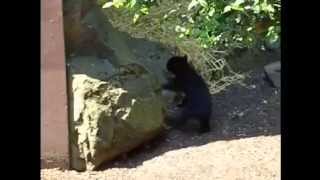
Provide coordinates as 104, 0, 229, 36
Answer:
100, 0, 280, 50
98, 0, 280, 94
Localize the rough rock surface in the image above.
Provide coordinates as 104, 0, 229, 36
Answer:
63, 0, 172, 170
264, 61, 281, 88
68, 56, 166, 171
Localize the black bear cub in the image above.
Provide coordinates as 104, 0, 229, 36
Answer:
162, 55, 212, 133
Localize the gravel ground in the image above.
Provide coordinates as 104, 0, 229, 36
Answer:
41, 136, 280, 180
42, 54, 281, 180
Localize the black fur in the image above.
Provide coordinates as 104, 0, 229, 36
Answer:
162, 55, 212, 133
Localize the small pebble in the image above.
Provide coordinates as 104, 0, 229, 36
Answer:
250, 84, 256, 89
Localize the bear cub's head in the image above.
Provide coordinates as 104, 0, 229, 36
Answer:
166, 55, 190, 75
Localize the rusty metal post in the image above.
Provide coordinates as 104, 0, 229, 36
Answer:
41, 0, 69, 169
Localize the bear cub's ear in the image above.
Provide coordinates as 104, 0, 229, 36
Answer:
182, 55, 188, 62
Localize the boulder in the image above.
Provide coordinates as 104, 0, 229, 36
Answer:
64, 0, 172, 171
264, 61, 281, 88
68, 57, 166, 171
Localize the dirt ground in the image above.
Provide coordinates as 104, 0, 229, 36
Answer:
41, 50, 281, 180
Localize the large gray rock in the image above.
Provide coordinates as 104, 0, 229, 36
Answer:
264, 61, 281, 88
68, 57, 166, 171
64, 0, 172, 171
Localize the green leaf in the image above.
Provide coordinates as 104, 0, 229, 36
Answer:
208, 8, 215, 16
201, 44, 208, 48
223, 5, 232, 13
113, 0, 126, 8
253, 5, 261, 14
188, 16, 194, 23
129, 0, 136, 8
236, 37, 243, 41
260, 0, 275, 13
168, 9, 177, 14
133, 13, 140, 24
140, 7, 149, 15
234, 0, 245, 6
266, 4, 275, 13
185, 28, 191, 35
235, 16, 241, 23
102, 2, 113, 8
231, 6, 244, 11
188, 0, 199, 11
244, 5, 251, 10
198, 0, 208, 8
267, 26, 275, 32
175, 25, 187, 32
199, 8, 206, 15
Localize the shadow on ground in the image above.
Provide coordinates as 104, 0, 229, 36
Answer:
97, 49, 281, 170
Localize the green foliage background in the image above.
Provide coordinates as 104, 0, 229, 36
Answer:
98, 0, 280, 93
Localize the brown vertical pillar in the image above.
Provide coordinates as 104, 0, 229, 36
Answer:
41, 0, 69, 169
